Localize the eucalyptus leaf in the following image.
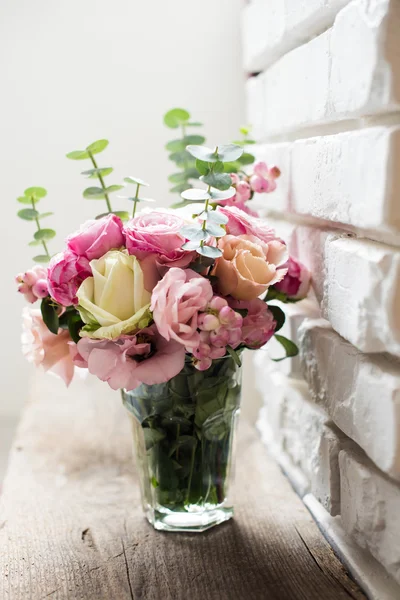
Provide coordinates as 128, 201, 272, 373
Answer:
112, 210, 130, 221
268, 305, 286, 332
124, 176, 149, 187
17, 208, 39, 220
24, 187, 47, 199
181, 188, 210, 201
83, 186, 105, 199
169, 150, 192, 166
34, 228, 56, 241
200, 172, 232, 191
223, 161, 239, 173
41, 297, 59, 334
33, 255, 50, 263
186, 145, 219, 162
209, 188, 235, 201
37, 212, 54, 219
186, 121, 203, 127
237, 152, 255, 166
271, 334, 299, 362
105, 184, 124, 194
170, 183, 190, 194
195, 159, 210, 176
166, 139, 186, 152
232, 139, 256, 145
86, 139, 109, 154
143, 428, 166, 450
168, 172, 192, 184
196, 245, 222, 259
213, 161, 224, 173
180, 226, 208, 242
17, 196, 35, 205
181, 240, 202, 251
184, 135, 205, 145
216, 144, 244, 162
81, 167, 113, 178
28, 239, 43, 247
206, 210, 229, 225
205, 222, 226, 237
66, 149, 90, 160
163, 108, 190, 129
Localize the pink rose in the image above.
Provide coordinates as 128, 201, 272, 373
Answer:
211, 234, 288, 301
274, 257, 311, 300
21, 307, 75, 386
67, 214, 125, 260
124, 210, 195, 290
74, 326, 185, 391
230, 298, 276, 349
16, 265, 48, 303
151, 268, 213, 348
217, 206, 278, 243
47, 250, 91, 306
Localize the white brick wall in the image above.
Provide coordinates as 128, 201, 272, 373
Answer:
245, 0, 400, 589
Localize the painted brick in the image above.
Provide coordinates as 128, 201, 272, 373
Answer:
243, 0, 350, 72
340, 448, 400, 584
246, 0, 400, 138
300, 319, 400, 480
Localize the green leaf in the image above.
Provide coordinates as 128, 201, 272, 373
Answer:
163, 108, 190, 129
66, 149, 90, 160
180, 225, 208, 242
169, 150, 193, 166
34, 228, 56, 241
187, 145, 219, 162
168, 172, 191, 184
143, 427, 166, 450
213, 161, 224, 173
209, 188, 235, 201
195, 159, 210, 175
37, 212, 54, 219
237, 152, 255, 166
17, 196, 35, 205
151, 476, 159, 488
170, 183, 190, 194
17, 208, 39, 220
166, 139, 186, 152
105, 184, 124, 194
28, 239, 43, 247
226, 345, 242, 367
239, 125, 250, 136
268, 305, 286, 332
223, 161, 239, 173
112, 210, 130, 221
233, 139, 256, 145
118, 195, 155, 203
196, 245, 222, 259
182, 240, 202, 251
83, 186, 105, 199
216, 144, 244, 163
124, 176, 149, 187
205, 222, 226, 237
200, 172, 232, 191
24, 186, 47, 199
66, 312, 84, 344
271, 334, 299, 362
33, 255, 50, 263
81, 167, 113, 178
206, 210, 229, 225
186, 121, 203, 127
265, 287, 291, 303
185, 134, 206, 145
188, 144, 243, 163
86, 139, 109, 154
170, 200, 193, 209
41, 298, 59, 335
95, 212, 111, 220
181, 188, 210, 201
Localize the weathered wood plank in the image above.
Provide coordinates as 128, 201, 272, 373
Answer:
0, 373, 365, 600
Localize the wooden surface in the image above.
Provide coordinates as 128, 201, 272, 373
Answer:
0, 373, 366, 600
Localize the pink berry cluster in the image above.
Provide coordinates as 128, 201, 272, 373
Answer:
230, 160, 281, 201
16, 265, 49, 303
188, 296, 243, 371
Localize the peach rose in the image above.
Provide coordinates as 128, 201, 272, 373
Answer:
211, 234, 288, 301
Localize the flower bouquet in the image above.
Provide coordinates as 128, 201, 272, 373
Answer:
16, 110, 310, 532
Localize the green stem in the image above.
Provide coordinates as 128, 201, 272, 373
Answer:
185, 440, 198, 505
181, 123, 190, 176
32, 199, 50, 258
175, 424, 181, 460
132, 183, 140, 218
88, 151, 112, 213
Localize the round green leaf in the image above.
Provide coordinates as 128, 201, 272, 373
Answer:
233, 139, 256, 145
17, 196, 35, 205
17, 208, 39, 220
168, 172, 189, 184
163, 108, 190, 129
200, 172, 232, 191
81, 167, 113, 178
33, 255, 50, 264
105, 184, 124, 194
207, 210, 229, 225
66, 150, 90, 160
180, 225, 208, 242
213, 161, 224, 173
28, 239, 43, 247
83, 187, 105, 199
184, 135, 206, 145
239, 126, 250, 136
123, 176, 149, 187
196, 245, 222, 259
182, 240, 201, 251
195, 159, 210, 176
187, 145, 219, 162
205, 222, 226, 238
86, 139, 109, 154
181, 188, 210, 202
216, 144, 244, 163
40, 297, 59, 333
37, 212, 54, 219
237, 152, 255, 166
24, 186, 47, 198
223, 162, 239, 173
112, 210, 130, 222
170, 183, 190, 194
34, 228, 56, 241
166, 139, 186, 152
209, 187, 235, 201
169, 150, 192, 166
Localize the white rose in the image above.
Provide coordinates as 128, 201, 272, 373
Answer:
77, 250, 151, 340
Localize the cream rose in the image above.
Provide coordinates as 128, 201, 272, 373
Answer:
77, 250, 152, 340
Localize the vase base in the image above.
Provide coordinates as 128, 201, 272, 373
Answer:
145, 504, 234, 533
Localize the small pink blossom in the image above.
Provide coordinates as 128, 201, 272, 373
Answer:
74, 326, 185, 391
151, 268, 213, 348
230, 298, 276, 349
274, 257, 311, 300
217, 206, 279, 243
21, 307, 75, 385
67, 214, 125, 260
16, 266, 49, 303
235, 181, 251, 202
250, 175, 273, 194
47, 250, 91, 306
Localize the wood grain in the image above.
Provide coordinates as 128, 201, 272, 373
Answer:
0, 373, 365, 600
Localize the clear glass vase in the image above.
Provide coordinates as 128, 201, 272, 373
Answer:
122, 355, 242, 533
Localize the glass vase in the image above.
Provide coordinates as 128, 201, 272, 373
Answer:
122, 355, 242, 533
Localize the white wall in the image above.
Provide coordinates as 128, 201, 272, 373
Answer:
0, 0, 245, 418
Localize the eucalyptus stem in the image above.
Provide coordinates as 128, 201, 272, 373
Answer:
132, 183, 140, 218
32, 198, 50, 258
88, 151, 112, 213
185, 439, 198, 505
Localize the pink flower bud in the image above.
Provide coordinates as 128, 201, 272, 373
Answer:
269, 165, 281, 179
32, 279, 49, 299
18, 283, 30, 294
194, 357, 212, 371
253, 161, 269, 179
23, 269, 39, 286
209, 296, 227, 312
219, 306, 242, 328
198, 313, 220, 331
15, 273, 24, 284
274, 257, 310, 300
250, 175, 270, 194
235, 181, 251, 202
209, 346, 227, 359
228, 328, 242, 348
192, 342, 211, 359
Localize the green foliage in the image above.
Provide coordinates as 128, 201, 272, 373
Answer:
81, 167, 113, 178
24, 187, 47, 199
41, 297, 59, 334
200, 171, 232, 191
186, 144, 243, 163
271, 335, 299, 362
181, 188, 210, 202
163, 108, 190, 129
16, 186, 55, 261
268, 305, 286, 332
33, 255, 51, 263
124, 176, 149, 187
33, 229, 56, 241
17, 208, 39, 220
